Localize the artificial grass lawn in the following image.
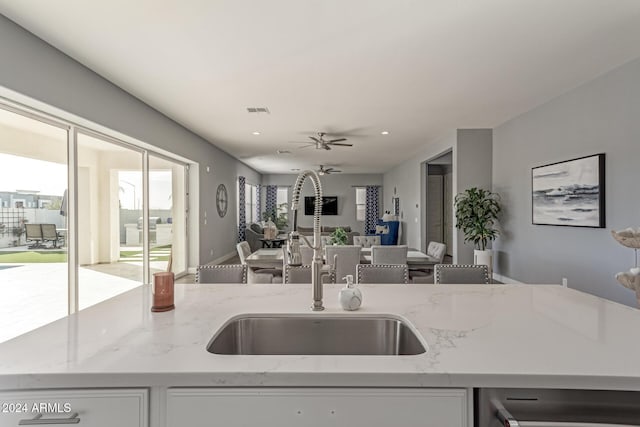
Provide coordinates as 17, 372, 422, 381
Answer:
120, 244, 171, 261
0, 244, 171, 264
0, 250, 67, 263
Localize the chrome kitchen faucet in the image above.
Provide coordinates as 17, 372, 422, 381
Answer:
287, 170, 332, 311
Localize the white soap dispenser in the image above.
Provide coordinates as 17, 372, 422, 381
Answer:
339, 275, 362, 311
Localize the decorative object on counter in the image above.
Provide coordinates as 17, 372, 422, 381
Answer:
611, 227, 640, 306
532, 153, 605, 228
328, 227, 348, 245
454, 187, 501, 281
339, 275, 362, 311
151, 271, 175, 312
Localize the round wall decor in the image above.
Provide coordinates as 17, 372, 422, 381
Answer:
216, 184, 228, 217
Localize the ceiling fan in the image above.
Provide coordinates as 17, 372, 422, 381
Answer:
290, 132, 353, 150
317, 165, 342, 175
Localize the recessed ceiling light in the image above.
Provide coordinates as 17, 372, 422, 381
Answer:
252, 131, 261, 135
381, 131, 390, 135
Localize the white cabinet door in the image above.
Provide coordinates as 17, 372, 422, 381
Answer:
167, 388, 467, 427
0, 389, 148, 427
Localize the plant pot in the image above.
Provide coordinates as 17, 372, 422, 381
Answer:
474, 249, 493, 283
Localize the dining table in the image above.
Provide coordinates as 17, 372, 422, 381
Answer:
245, 247, 436, 270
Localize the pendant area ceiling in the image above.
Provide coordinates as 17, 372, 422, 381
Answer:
1, 0, 640, 174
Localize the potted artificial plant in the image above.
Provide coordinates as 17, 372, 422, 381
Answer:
454, 187, 501, 273
328, 227, 348, 246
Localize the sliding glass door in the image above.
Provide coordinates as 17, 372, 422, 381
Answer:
0, 106, 69, 342
148, 155, 187, 275
77, 131, 145, 310
0, 100, 191, 343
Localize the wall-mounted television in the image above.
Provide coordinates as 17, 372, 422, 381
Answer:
304, 196, 338, 215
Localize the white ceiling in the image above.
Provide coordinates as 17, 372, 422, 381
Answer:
1, 0, 640, 174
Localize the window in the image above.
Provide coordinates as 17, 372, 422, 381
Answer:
277, 187, 288, 222
355, 187, 366, 221
245, 183, 258, 224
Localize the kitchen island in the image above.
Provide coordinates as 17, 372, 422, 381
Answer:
1, 283, 639, 426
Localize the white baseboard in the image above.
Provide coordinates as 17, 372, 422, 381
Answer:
186, 251, 238, 274
211, 251, 237, 265
493, 272, 524, 284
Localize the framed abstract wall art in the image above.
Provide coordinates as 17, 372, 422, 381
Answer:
532, 153, 605, 228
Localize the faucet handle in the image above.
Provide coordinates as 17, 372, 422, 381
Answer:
287, 233, 303, 266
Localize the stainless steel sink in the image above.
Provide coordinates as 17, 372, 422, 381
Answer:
207, 314, 427, 355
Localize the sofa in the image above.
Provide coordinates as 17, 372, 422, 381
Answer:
297, 225, 360, 245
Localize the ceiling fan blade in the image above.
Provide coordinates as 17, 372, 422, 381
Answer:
328, 138, 347, 143
309, 136, 321, 143
295, 143, 315, 149
327, 142, 353, 147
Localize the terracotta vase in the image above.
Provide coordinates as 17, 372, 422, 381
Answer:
152, 272, 175, 312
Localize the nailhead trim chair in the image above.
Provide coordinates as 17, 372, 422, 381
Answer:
434, 264, 489, 284
196, 264, 247, 284
353, 235, 381, 248
356, 263, 408, 284
284, 265, 312, 284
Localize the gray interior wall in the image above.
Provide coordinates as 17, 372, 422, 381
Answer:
455, 129, 493, 264
493, 57, 640, 306
383, 131, 457, 251
382, 129, 491, 262
0, 15, 260, 264
261, 174, 383, 235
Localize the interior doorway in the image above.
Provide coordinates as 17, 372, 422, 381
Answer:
425, 151, 453, 257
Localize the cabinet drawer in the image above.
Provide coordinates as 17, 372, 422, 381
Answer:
0, 389, 147, 427
167, 388, 467, 427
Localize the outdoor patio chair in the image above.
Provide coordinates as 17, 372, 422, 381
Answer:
25, 224, 43, 249
41, 224, 61, 248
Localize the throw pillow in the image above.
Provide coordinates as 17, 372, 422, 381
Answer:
375, 225, 389, 234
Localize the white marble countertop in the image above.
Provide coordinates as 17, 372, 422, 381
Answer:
1, 283, 640, 390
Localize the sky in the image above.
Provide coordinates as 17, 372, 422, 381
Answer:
0, 154, 172, 209
0, 153, 66, 196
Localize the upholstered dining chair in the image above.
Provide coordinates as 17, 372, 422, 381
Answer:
353, 235, 381, 248
433, 264, 489, 284
325, 245, 361, 284
410, 241, 447, 283
371, 245, 408, 265
284, 265, 312, 284
237, 241, 282, 283
356, 264, 408, 284
425, 241, 447, 264
196, 264, 247, 284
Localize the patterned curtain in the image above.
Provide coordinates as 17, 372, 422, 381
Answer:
265, 185, 278, 218
238, 176, 246, 242
365, 186, 380, 235
255, 185, 262, 223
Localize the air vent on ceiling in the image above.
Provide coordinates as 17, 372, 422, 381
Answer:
246, 107, 270, 114
277, 150, 291, 154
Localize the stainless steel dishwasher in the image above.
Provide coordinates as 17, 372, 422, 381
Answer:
477, 388, 640, 427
